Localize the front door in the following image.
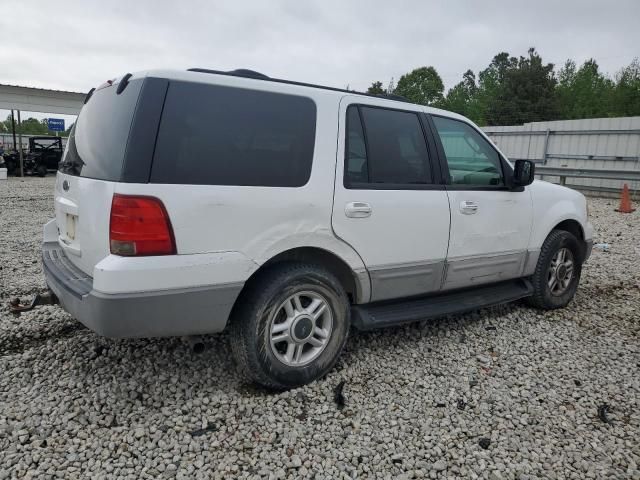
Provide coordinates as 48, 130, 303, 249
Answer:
332, 97, 451, 302
429, 114, 533, 290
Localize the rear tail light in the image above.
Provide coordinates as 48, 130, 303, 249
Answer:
109, 194, 176, 256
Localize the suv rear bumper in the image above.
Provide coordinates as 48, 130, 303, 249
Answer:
42, 242, 242, 338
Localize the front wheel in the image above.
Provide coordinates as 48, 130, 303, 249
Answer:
527, 230, 583, 309
230, 263, 350, 390
36, 164, 47, 177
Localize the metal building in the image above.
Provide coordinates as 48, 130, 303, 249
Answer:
483, 117, 640, 196
0, 84, 84, 115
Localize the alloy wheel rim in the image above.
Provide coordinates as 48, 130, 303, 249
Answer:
269, 291, 333, 367
547, 247, 574, 296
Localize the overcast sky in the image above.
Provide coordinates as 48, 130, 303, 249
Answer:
1, 0, 639, 124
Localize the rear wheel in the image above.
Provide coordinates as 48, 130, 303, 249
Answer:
36, 164, 47, 177
230, 263, 350, 390
527, 230, 583, 309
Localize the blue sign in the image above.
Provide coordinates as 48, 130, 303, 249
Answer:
47, 118, 65, 132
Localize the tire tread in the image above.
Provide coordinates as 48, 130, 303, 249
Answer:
527, 229, 581, 309
229, 262, 349, 390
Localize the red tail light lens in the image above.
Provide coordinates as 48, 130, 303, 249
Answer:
109, 194, 176, 256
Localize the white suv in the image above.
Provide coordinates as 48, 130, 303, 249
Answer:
43, 68, 593, 389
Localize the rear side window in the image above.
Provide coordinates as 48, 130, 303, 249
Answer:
59, 79, 143, 180
345, 105, 432, 187
345, 107, 368, 183
151, 82, 317, 187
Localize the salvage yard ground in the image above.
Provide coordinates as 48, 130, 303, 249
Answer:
1, 176, 639, 479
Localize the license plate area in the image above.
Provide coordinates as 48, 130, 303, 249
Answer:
66, 213, 77, 241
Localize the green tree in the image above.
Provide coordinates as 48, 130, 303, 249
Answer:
367, 81, 385, 95
394, 66, 444, 106
469, 52, 519, 125
368, 50, 640, 126
482, 48, 558, 125
612, 58, 640, 116
21, 118, 49, 135
442, 70, 482, 122
1, 115, 57, 136
556, 59, 614, 119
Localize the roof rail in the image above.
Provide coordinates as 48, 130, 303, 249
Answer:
189, 68, 270, 80
186, 67, 413, 103
376, 93, 410, 103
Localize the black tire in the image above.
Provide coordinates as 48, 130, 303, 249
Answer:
5, 160, 17, 176
36, 164, 47, 177
527, 229, 583, 309
230, 263, 350, 390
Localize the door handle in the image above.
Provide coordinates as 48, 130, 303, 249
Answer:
345, 202, 372, 218
460, 200, 478, 215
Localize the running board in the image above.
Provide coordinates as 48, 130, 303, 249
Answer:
351, 279, 533, 331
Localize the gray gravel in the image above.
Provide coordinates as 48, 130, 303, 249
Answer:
1, 176, 639, 479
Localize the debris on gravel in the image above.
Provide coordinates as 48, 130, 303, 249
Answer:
1, 177, 639, 479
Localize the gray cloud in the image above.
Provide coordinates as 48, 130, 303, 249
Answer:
1, 0, 638, 95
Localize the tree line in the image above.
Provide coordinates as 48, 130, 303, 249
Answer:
366, 48, 640, 126
0, 116, 74, 139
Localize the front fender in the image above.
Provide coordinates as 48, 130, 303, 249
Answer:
528, 180, 591, 250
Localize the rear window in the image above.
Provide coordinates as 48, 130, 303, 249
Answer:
150, 82, 317, 187
59, 79, 143, 180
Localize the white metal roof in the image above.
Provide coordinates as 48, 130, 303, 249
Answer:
0, 83, 85, 115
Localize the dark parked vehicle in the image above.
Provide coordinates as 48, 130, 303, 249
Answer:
4, 137, 64, 176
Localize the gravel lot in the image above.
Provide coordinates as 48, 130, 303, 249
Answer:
1, 176, 639, 479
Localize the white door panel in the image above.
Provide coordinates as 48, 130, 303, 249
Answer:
332, 96, 451, 302
333, 190, 451, 267
446, 190, 532, 259
429, 114, 534, 289
443, 189, 532, 289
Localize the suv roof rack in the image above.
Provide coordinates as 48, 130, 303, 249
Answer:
376, 93, 410, 102
186, 68, 412, 103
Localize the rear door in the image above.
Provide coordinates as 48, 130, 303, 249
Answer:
332, 97, 451, 302
428, 114, 533, 290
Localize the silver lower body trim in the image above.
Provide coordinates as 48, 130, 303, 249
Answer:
368, 250, 541, 301
443, 251, 527, 290
368, 260, 445, 302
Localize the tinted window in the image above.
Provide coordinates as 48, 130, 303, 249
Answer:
432, 116, 504, 186
353, 106, 432, 185
151, 82, 316, 187
59, 79, 143, 180
345, 106, 369, 184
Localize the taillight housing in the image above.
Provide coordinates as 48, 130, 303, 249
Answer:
109, 194, 176, 256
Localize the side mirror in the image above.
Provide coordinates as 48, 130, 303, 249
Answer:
513, 159, 535, 187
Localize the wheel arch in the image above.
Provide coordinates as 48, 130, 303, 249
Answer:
234, 246, 370, 311
551, 218, 589, 261
552, 219, 584, 241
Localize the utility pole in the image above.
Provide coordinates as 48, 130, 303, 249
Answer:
10, 110, 17, 151
17, 110, 24, 177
